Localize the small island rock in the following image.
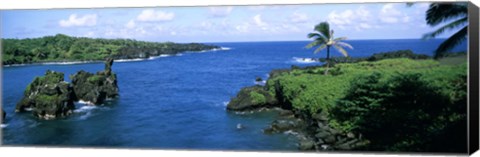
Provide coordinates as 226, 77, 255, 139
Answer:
70, 58, 119, 105
15, 70, 75, 120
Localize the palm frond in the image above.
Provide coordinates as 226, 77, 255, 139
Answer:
305, 40, 320, 49
423, 17, 467, 39
333, 45, 349, 57
314, 22, 331, 39
314, 44, 328, 54
426, 3, 468, 26
336, 41, 354, 49
434, 26, 467, 58
307, 33, 321, 39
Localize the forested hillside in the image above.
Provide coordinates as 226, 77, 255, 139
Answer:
2, 34, 219, 65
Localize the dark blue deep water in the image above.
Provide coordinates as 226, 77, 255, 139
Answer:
1, 39, 467, 150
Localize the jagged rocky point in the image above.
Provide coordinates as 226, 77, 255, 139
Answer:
15, 58, 119, 120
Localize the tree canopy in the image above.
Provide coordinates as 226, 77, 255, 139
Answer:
2, 34, 219, 65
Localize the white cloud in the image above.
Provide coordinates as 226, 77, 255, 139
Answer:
235, 22, 250, 33
327, 10, 354, 26
59, 14, 97, 27
290, 12, 308, 23
379, 4, 410, 24
125, 20, 136, 29
209, 7, 233, 18
327, 6, 374, 31
137, 9, 175, 22
253, 14, 267, 27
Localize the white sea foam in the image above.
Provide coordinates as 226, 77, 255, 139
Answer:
223, 101, 229, 106
74, 105, 97, 113
1, 124, 7, 128
78, 111, 92, 120
254, 80, 267, 85
42, 61, 95, 65
292, 57, 318, 64
283, 130, 299, 135
77, 100, 95, 105
24, 108, 33, 111
4, 61, 99, 67
114, 58, 145, 62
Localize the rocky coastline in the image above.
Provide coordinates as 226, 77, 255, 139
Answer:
15, 58, 119, 120
227, 69, 367, 151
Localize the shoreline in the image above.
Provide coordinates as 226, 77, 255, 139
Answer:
3, 47, 231, 67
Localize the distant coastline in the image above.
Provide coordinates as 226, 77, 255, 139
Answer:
2, 34, 223, 66
3, 46, 231, 67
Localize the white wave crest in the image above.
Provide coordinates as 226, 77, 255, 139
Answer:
292, 57, 318, 64
77, 100, 95, 105
74, 105, 97, 113
223, 101, 229, 106
254, 80, 267, 85
114, 58, 145, 62
1, 124, 7, 128
42, 61, 95, 65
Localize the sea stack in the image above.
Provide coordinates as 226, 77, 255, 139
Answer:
15, 70, 75, 120
15, 58, 119, 120
70, 58, 119, 105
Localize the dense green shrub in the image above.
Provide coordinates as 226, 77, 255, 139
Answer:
332, 70, 466, 152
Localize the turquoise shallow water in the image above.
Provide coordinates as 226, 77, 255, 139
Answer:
1, 39, 466, 150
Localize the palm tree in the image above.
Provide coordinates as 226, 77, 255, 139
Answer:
306, 22, 353, 74
422, 3, 468, 58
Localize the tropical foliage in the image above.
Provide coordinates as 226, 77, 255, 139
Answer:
2, 34, 219, 65
265, 55, 467, 152
306, 22, 353, 74
423, 2, 468, 58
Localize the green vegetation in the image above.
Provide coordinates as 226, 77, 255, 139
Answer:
2, 34, 219, 65
250, 91, 267, 104
423, 3, 468, 58
306, 22, 353, 74
319, 49, 431, 65
264, 56, 466, 152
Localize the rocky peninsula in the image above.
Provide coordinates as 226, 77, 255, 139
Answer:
15, 58, 119, 120
227, 51, 467, 152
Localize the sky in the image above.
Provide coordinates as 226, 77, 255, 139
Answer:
0, 2, 460, 43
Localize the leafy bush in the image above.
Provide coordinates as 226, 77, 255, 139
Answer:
250, 91, 267, 104
332, 71, 466, 152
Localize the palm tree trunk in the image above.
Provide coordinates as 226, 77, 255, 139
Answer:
324, 46, 331, 75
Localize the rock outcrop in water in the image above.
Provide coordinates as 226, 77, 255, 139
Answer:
70, 58, 119, 105
15, 70, 75, 119
226, 85, 277, 111
15, 58, 119, 120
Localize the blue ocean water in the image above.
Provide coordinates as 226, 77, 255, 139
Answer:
1, 39, 467, 150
